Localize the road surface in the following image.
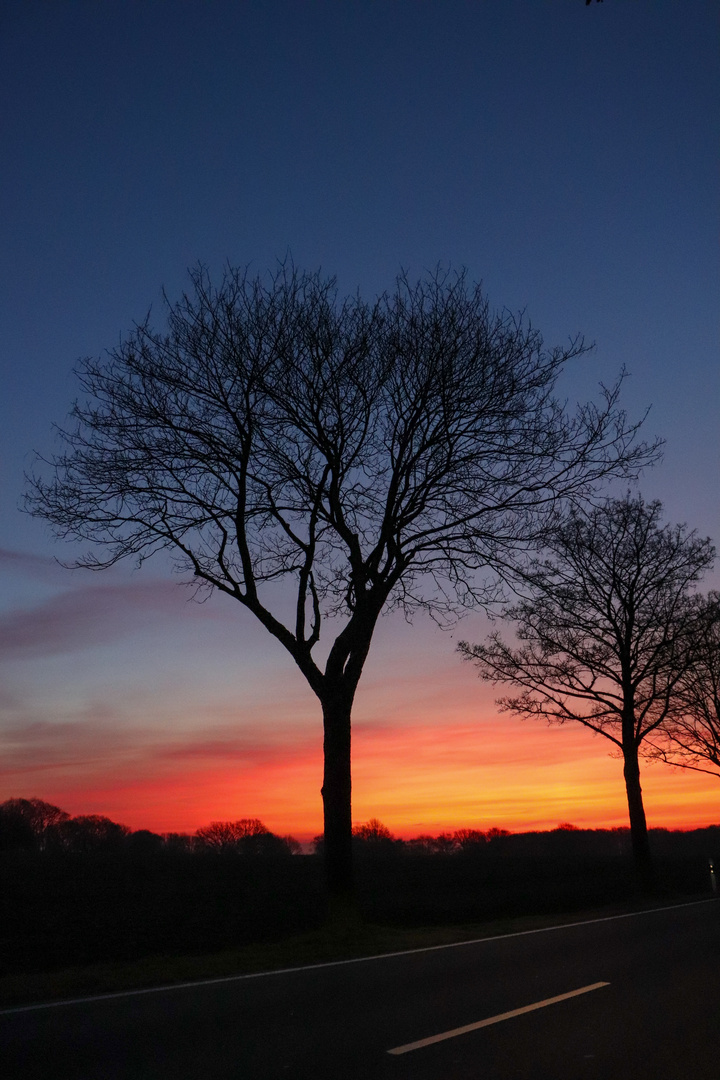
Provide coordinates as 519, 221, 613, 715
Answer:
2, 898, 718, 1079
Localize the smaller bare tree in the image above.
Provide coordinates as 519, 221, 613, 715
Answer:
648, 592, 720, 778
459, 495, 715, 884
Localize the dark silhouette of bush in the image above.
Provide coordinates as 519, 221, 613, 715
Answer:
45, 814, 130, 854
0, 805, 35, 852
453, 828, 488, 851
127, 829, 166, 857
193, 818, 299, 857
352, 818, 395, 843
404, 834, 443, 855
0, 797, 70, 851
486, 827, 511, 841
161, 831, 195, 855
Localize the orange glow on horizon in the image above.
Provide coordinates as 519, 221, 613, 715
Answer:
14, 715, 718, 842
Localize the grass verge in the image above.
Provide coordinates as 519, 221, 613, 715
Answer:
1, 892, 712, 1012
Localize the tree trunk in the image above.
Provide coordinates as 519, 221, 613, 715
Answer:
622, 748, 654, 888
320, 690, 354, 900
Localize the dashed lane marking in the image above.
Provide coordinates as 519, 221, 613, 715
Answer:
387, 981, 611, 1055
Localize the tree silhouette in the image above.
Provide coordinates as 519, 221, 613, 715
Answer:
0, 797, 70, 833
453, 828, 488, 852
460, 495, 714, 883
649, 592, 720, 778
47, 814, 130, 853
352, 818, 396, 848
26, 264, 659, 900
0, 797, 70, 851
195, 818, 270, 848
193, 817, 294, 855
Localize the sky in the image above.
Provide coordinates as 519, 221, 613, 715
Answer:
1, 0, 718, 842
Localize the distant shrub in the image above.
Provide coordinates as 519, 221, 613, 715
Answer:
486, 827, 511, 841
453, 828, 487, 850
46, 815, 130, 853
352, 819, 395, 843
0, 798, 70, 851
194, 819, 297, 856
405, 835, 438, 855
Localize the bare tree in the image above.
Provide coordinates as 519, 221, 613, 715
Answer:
0, 797, 70, 834
47, 814, 130, 853
26, 264, 659, 900
352, 818, 395, 845
194, 817, 293, 855
0, 797, 70, 852
648, 592, 720, 778
459, 495, 715, 883
194, 818, 270, 851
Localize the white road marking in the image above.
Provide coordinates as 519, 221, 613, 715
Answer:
387, 981, 610, 1055
0, 898, 712, 1015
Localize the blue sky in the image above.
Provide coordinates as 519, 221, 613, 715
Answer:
0, 1, 718, 835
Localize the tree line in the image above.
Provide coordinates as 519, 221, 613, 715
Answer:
0, 798, 576, 857
4, 799, 717, 871
25, 263, 717, 900
0, 798, 299, 858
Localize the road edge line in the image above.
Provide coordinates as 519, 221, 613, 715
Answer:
0, 897, 714, 1016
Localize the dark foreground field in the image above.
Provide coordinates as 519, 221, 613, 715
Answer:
1, 821, 717, 1010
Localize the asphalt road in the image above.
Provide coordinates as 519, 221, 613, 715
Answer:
2, 898, 718, 1079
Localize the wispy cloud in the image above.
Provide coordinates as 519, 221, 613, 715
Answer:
0, 713, 317, 780
0, 547, 69, 583
0, 578, 223, 659
0, 717, 133, 776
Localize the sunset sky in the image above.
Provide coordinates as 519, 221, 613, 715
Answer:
1, 1, 718, 842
